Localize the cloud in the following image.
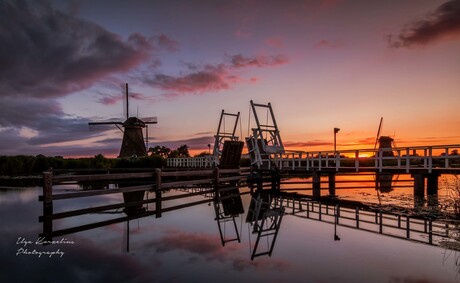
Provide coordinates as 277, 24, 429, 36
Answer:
156, 34, 180, 52
0, 96, 120, 156
284, 140, 332, 148
146, 54, 288, 95
0, 1, 180, 156
314, 39, 344, 49
145, 229, 292, 272
389, 0, 460, 48
265, 37, 285, 48
146, 64, 233, 93
0, 0, 156, 99
228, 54, 289, 68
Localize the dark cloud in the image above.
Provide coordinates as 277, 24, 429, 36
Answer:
146, 54, 288, 95
147, 64, 233, 93
0, 1, 180, 156
0, 96, 119, 156
0, 0, 155, 99
228, 54, 289, 68
389, 0, 460, 48
156, 34, 180, 52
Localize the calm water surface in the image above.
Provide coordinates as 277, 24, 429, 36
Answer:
1, 182, 460, 283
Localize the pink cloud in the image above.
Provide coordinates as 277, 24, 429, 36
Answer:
146, 54, 288, 95
229, 54, 289, 68
314, 39, 345, 49
148, 64, 234, 93
145, 230, 292, 271
265, 37, 285, 48
156, 34, 180, 52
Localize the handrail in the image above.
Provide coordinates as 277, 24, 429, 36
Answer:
254, 144, 460, 172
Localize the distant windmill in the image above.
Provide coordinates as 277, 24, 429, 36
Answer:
89, 83, 157, 158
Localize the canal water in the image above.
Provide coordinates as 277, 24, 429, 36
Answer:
1, 178, 460, 283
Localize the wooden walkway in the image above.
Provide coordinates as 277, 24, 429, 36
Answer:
39, 167, 250, 238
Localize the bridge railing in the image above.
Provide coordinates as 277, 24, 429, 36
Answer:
166, 156, 216, 168
265, 144, 460, 173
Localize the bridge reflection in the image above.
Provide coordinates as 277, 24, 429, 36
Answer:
40, 181, 460, 263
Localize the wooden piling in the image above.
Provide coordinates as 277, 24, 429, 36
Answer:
328, 172, 336, 196
355, 207, 359, 228
155, 168, 162, 218
312, 171, 321, 198
427, 174, 439, 196
42, 171, 53, 240
413, 174, 425, 198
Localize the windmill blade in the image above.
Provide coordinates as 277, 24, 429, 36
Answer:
88, 121, 123, 125
123, 83, 129, 119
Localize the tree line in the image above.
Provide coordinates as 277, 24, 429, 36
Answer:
0, 144, 193, 176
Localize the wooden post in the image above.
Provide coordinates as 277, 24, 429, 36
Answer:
413, 174, 425, 199
355, 207, 359, 228
379, 211, 383, 234
336, 205, 340, 224
42, 171, 53, 240
318, 203, 322, 220
306, 202, 310, 218
428, 219, 433, 244
312, 171, 321, 198
328, 172, 336, 196
155, 168, 162, 218
426, 174, 438, 196
406, 216, 410, 238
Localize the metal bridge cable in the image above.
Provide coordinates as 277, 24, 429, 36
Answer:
247, 106, 251, 137
223, 114, 226, 136
265, 108, 269, 140
239, 115, 243, 141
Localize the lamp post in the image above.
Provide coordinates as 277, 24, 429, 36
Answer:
207, 144, 211, 154
334, 128, 340, 156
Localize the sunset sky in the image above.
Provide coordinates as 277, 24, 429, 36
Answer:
1, 0, 459, 157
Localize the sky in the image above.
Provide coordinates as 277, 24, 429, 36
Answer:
0, 0, 459, 157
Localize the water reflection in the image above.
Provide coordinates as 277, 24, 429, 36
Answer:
246, 191, 285, 260
3, 185, 460, 282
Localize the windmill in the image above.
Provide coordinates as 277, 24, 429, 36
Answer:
89, 83, 157, 158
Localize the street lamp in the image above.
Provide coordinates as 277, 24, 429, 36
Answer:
207, 144, 211, 154
334, 128, 340, 156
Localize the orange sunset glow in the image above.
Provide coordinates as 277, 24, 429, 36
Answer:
0, 0, 459, 158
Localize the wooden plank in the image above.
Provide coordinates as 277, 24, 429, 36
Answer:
161, 170, 213, 177
218, 176, 244, 182
43, 199, 211, 238
162, 189, 214, 201
161, 179, 213, 189
41, 184, 153, 201
39, 198, 157, 221
53, 172, 155, 183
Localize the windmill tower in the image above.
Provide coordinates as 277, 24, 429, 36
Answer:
89, 83, 157, 158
